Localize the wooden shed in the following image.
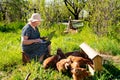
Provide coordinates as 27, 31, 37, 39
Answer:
79, 42, 102, 75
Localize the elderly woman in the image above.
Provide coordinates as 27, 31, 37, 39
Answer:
21, 13, 51, 62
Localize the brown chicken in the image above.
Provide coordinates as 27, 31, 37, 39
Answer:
65, 51, 93, 64
67, 55, 94, 69
43, 48, 66, 69
65, 51, 83, 57
56, 59, 71, 72
43, 55, 60, 69
70, 61, 80, 69
71, 68, 90, 80
56, 48, 66, 59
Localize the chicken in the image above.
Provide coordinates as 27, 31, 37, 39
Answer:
43, 48, 66, 69
56, 59, 71, 72
71, 68, 90, 80
67, 55, 94, 69
70, 61, 80, 69
56, 48, 66, 59
65, 51, 93, 64
43, 55, 60, 69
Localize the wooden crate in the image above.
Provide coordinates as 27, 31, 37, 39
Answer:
80, 42, 102, 75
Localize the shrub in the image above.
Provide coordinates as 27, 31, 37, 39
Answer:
0, 22, 25, 32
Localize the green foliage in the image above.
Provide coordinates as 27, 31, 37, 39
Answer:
42, 0, 71, 24
96, 37, 120, 55
0, 0, 28, 22
85, 0, 120, 35
107, 23, 120, 42
0, 22, 25, 32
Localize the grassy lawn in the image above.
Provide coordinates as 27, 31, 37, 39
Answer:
0, 23, 120, 80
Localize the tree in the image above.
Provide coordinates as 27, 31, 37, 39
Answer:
64, 0, 86, 19
85, 0, 120, 35
0, 0, 29, 22
40, 0, 70, 24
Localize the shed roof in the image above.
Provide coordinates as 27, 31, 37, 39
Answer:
80, 42, 102, 59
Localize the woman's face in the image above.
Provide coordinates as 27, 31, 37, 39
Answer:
35, 21, 41, 26
32, 21, 41, 27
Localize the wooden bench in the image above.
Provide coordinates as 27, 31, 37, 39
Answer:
21, 52, 30, 64
63, 16, 83, 34
21, 52, 49, 64
79, 42, 102, 75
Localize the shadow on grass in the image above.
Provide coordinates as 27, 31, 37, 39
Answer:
92, 61, 120, 80
103, 61, 120, 79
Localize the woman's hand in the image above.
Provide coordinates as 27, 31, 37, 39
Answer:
22, 36, 43, 45
34, 38, 42, 43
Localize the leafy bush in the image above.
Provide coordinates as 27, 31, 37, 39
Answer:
0, 22, 25, 32
107, 23, 120, 42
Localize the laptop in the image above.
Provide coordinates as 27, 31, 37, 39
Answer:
41, 31, 55, 43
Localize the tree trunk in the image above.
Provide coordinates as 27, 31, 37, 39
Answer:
74, 14, 79, 20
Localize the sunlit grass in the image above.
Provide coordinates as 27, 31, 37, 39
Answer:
7, 62, 71, 80
0, 23, 120, 80
0, 32, 21, 70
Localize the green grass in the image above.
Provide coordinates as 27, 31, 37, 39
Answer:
0, 22, 120, 80
0, 31, 21, 70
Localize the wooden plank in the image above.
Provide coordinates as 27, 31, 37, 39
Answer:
93, 57, 102, 71
71, 20, 83, 22
62, 22, 69, 25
